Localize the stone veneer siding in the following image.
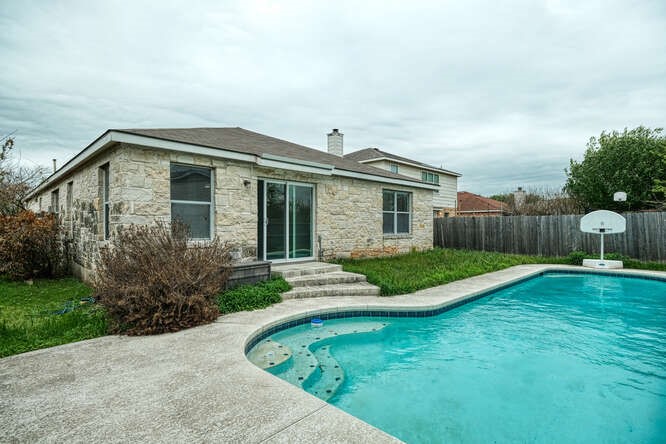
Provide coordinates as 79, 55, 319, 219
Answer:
28, 143, 433, 281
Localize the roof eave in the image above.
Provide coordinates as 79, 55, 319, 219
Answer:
357, 157, 462, 177
25, 130, 435, 200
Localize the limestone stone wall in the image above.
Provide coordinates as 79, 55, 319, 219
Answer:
29, 143, 433, 280
27, 145, 123, 282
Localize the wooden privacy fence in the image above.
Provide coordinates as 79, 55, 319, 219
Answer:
434, 212, 666, 262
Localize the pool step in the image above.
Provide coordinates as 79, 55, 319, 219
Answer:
307, 345, 345, 401
273, 344, 321, 388
282, 282, 380, 299
246, 339, 292, 371
249, 321, 389, 401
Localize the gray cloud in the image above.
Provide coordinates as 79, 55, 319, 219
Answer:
1, 0, 664, 195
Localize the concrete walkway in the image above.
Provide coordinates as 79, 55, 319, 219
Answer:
2, 265, 663, 443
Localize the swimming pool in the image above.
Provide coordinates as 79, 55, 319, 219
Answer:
248, 272, 666, 443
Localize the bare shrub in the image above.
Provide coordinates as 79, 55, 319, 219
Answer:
0, 210, 65, 280
94, 221, 232, 335
495, 187, 584, 216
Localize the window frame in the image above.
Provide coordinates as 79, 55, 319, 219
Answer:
169, 162, 214, 240
50, 189, 59, 216
382, 189, 412, 235
389, 162, 399, 174
100, 164, 110, 240
421, 170, 440, 185
66, 181, 73, 214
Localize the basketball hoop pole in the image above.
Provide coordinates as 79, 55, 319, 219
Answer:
600, 232, 604, 262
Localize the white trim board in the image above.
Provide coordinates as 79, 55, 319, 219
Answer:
357, 156, 461, 177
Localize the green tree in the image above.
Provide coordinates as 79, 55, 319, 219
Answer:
565, 126, 666, 211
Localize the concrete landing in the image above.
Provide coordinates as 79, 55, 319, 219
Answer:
272, 262, 381, 299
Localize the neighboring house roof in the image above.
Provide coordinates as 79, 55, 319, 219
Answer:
344, 147, 461, 177
27, 128, 438, 200
457, 191, 507, 214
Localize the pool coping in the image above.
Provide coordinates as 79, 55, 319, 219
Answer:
2, 264, 665, 443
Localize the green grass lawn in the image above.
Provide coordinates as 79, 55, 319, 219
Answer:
0, 276, 291, 359
0, 278, 108, 358
334, 248, 666, 296
334, 248, 568, 295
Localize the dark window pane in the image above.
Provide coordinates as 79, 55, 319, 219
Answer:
104, 203, 110, 239
103, 166, 109, 201
171, 203, 210, 238
266, 183, 286, 260
422, 171, 427, 181
383, 190, 394, 211
396, 192, 410, 212
390, 164, 399, 174
290, 185, 312, 258
397, 213, 410, 233
170, 164, 212, 202
383, 212, 394, 234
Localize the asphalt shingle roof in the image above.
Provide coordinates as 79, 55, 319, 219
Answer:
116, 127, 423, 184
344, 147, 461, 176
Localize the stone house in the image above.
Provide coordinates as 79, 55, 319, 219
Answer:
26, 127, 438, 281
344, 146, 460, 217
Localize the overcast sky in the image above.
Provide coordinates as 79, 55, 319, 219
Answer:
1, 0, 665, 195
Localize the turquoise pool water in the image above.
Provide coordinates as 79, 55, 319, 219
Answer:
251, 273, 666, 443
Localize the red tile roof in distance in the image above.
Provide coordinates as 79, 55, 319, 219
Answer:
457, 191, 506, 213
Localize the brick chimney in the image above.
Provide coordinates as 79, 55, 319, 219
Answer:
327, 129, 343, 156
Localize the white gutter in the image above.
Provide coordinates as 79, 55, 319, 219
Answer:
257, 154, 334, 176
333, 169, 439, 190
26, 130, 437, 199
358, 157, 461, 177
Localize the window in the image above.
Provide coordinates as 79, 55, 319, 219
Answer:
100, 164, 110, 240
421, 171, 439, 185
390, 163, 399, 174
170, 163, 213, 239
50, 189, 59, 215
383, 190, 411, 234
66, 181, 74, 234
66, 181, 73, 214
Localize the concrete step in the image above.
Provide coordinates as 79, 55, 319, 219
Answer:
271, 262, 342, 279
286, 271, 367, 287
282, 282, 381, 299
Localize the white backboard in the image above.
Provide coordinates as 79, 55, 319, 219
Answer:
613, 191, 627, 202
580, 210, 626, 234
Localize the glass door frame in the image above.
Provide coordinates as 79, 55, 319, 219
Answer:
262, 179, 315, 263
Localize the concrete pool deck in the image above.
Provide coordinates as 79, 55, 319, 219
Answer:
2, 264, 665, 443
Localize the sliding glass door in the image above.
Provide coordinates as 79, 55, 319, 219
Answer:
263, 181, 313, 261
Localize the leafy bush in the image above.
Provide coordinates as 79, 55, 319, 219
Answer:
0, 210, 65, 280
217, 278, 289, 315
567, 251, 588, 266
567, 250, 666, 271
95, 221, 232, 335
